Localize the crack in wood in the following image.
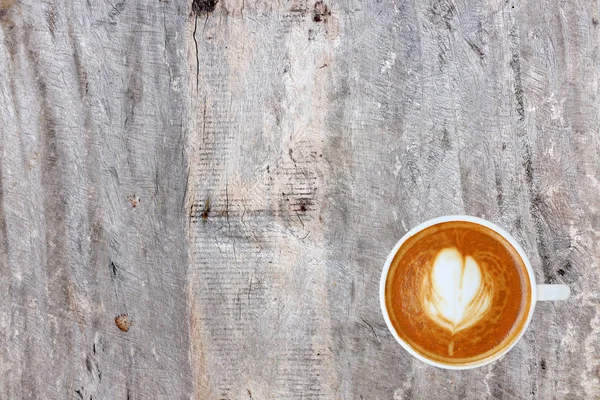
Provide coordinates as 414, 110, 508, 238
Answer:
361, 317, 380, 344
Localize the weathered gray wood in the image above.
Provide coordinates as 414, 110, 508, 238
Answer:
1, 0, 192, 398
1, 0, 599, 398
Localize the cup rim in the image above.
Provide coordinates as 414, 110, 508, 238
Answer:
379, 215, 537, 370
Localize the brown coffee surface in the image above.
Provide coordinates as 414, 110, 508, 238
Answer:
385, 221, 532, 366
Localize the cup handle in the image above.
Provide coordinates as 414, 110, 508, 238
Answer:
537, 284, 570, 301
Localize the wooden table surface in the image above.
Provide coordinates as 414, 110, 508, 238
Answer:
1, 0, 599, 398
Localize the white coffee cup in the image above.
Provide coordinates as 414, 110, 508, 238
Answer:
379, 215, 570, 370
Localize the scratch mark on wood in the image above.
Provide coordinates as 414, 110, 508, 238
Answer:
295, 210, 305, 229
107, 0, 126, 24
225, 182, 230, 229
494, 163, 504, 210
523, 147, 534, 185
465, 37, 485, 60
288, 148, 296, 164
530, 193, 554, 283
237, 289, 242, 320
85, 356, 93, 372
509, 26, 525, 121
361, 317, 380, 344
193, 15, 199, 92
202, 96, 207, 144
183, 166, 191, 211
46, 7, 56, 39
110, 260, 118, 278
240, 206, 247, 229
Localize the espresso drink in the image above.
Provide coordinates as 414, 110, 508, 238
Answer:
385, 221, 532, 365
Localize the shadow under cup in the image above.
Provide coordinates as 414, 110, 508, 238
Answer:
381, 218, 533, 368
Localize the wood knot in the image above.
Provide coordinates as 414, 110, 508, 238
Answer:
201, 197, 211, 223
127, 194, 140, 208
115, 314, 132, 332
192, 0, 218, 14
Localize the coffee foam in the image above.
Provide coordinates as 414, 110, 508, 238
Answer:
421, 248, 493, 333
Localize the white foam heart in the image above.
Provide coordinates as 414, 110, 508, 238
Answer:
421, 247, 492, 333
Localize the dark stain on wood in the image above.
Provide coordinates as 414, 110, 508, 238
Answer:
201, 197, 211, 223
110, 260, 119, 278
521, 135, 555, 283
107, 0, 126, 25
465, 37, 485, 60
523, 147, 534, 186
46, 7, 56, 39
557, 260, 572, 277
0, 0, 15, 19
85, 353, 102, 381
494, 164, 504, 210
299, 202, 307, 212
441, 128, 451, 150
192, 0, 218, 14
530, 194, 554, 283
514, 216, 522, 231
85, 355, 93, 372
313, 1, 330, 23
190, 197, 216, 224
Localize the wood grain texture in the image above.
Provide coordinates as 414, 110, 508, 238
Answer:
0, 0, 192, 398
1, 0, 599, 398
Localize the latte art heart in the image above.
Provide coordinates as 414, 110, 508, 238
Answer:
421, 248, 492, 333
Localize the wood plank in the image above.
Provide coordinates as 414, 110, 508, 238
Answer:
0, 0, 192, 398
